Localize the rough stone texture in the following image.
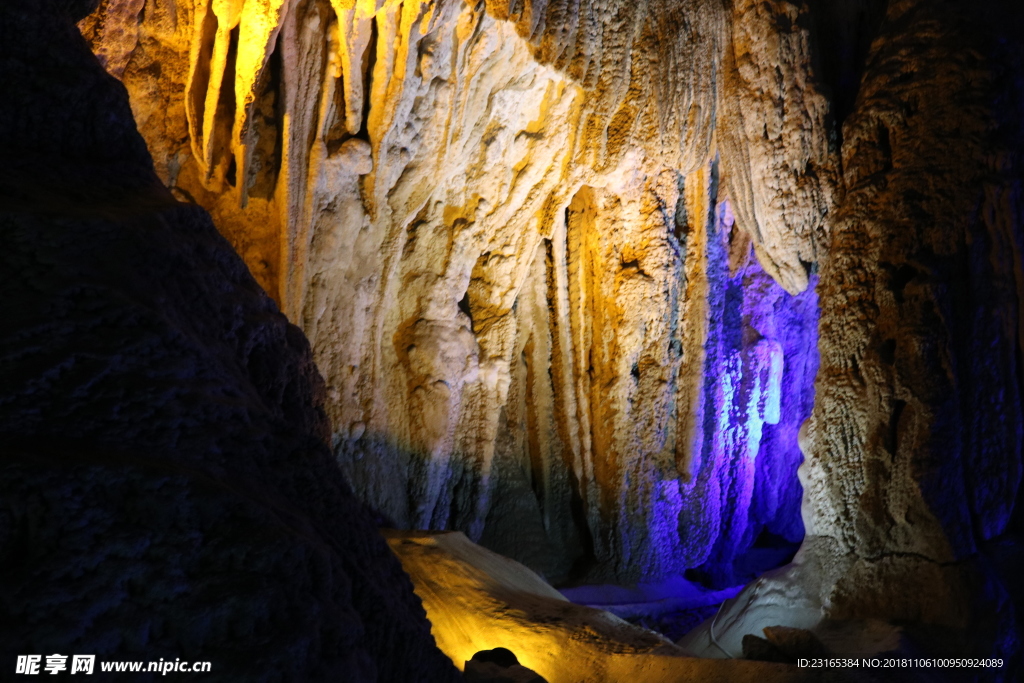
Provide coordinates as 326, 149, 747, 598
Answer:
14, 0, 1024, 671
0, 2, 461, 680
717, 0, 837, 294
683, 0, 1024, 672
385, 530, 833, 683
741, 626, 829, 664
79, 0, 833, 584
802, 0, 1024, 624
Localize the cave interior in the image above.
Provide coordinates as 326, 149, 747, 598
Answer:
2, 0, 1024, 681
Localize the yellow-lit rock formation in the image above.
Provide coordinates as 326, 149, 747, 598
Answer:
385, 530, 819, 682
80, 0, 833, 585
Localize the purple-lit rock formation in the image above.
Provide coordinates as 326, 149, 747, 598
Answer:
683, 0, 1024, 670
677, 198, 819, 588
76, 0, 832, 586
5, 0, 1024, 674
0, 1, 460, 680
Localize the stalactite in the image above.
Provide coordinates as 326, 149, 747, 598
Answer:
44, 0, 1024, 666
329, 0, 376, 135
81, 0, 831, 584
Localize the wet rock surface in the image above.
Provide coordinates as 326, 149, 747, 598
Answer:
385, 529, 830, 683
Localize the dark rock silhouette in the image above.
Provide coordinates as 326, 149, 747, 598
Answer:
0, 1, 461, 680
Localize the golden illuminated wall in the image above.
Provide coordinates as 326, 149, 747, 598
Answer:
74, 0, 1024, 657
80, 0, 835, 583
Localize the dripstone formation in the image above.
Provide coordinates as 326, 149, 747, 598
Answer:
0, 1, 460, 680
802, 0, 1024, 627
4, 0, 1024, 674
79, 0, 834, 587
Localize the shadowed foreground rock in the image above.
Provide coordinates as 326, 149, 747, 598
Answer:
0, 1, 460, 680
464, 648, 548, 683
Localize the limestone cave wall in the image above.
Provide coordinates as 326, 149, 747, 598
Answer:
76, 0, 1024, 629
0, 0, 462, 677
78, 0, 835, 586
801, 0, 1024, 624
6, 0, 1024, 674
